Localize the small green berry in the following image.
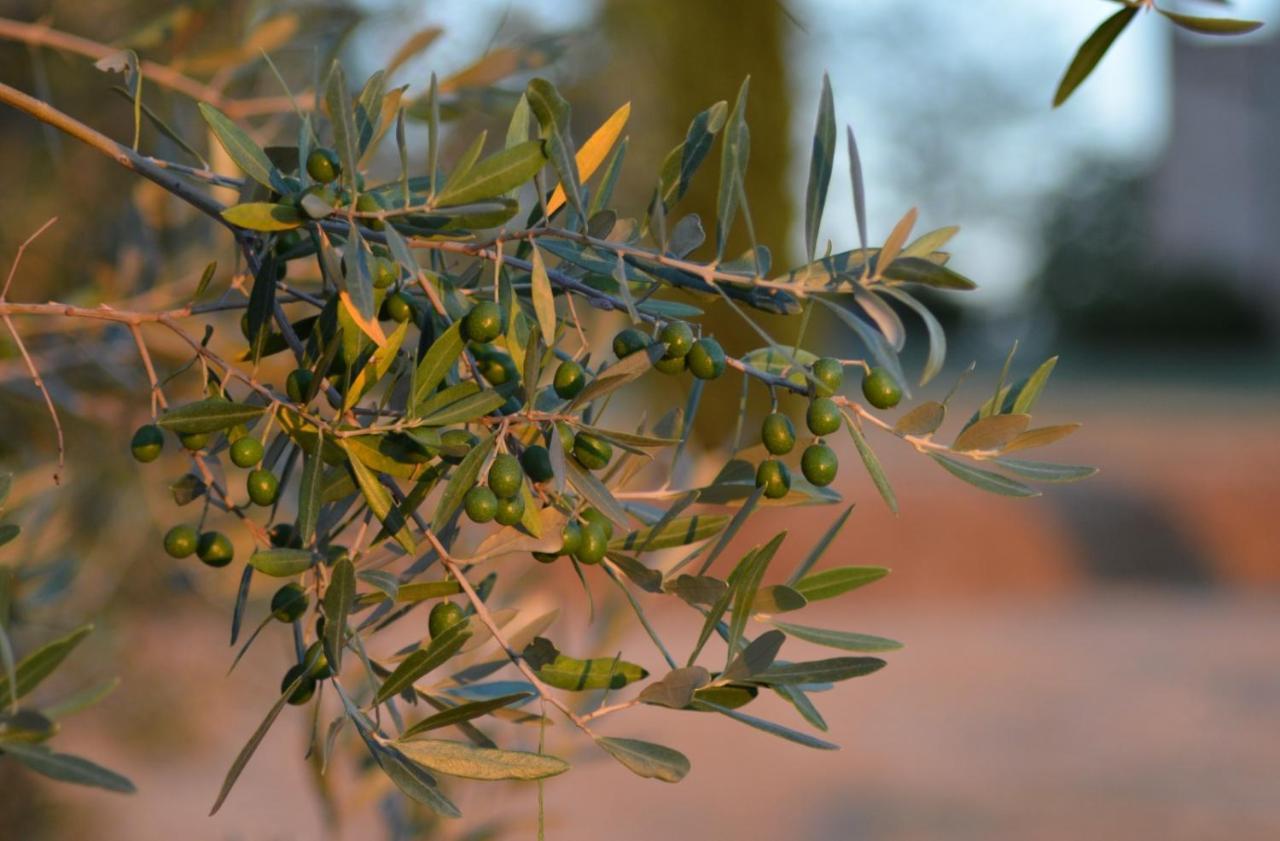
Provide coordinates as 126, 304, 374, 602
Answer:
520, 445, 555, 483
687, 337, 726, 380
494, 494, 526, 527
303, 640, 332, 679
371, 256, 399, 289
572, 433, 613, 471
612, 328, 649, 359
131, 424, 164, 462
579, 507, 614, 541
462, 301, 503, 344
658, 321, 694, 359
574, 521, 608, 565
487, 454, 524, 499
553, 360, 586, 399
811, 357, 844, 397
761, 412, 796, 455
270, 523, 301, 549
654, 354, 687, 375
801, 442, 839, 487
862, 367, 902, 410
429, 601, 465, 639
282, 664, 316, 705
306, 147, 341, 184
384, 292, 412, 323
806, 397, 842, 436
755, 459, 792, 499
355, 192, 384, 230
179, 430, 211, 451
196, 531, 234, 568
247, 469, 280, 507
271, 583, 308, 623
463, 486, 498, 523
163, 524, 198, 558
441, 429, 479, 465
229, 437, 264, 468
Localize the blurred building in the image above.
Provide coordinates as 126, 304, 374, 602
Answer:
1148, 29, 1280, 325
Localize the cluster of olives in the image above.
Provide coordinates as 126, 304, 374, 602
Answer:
612, 323, 726, 381
751, 360, 903, 499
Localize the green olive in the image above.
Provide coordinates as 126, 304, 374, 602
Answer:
487, 454, 524, 499
163, 524, 198, 559
130, 424, 164, 463
861, 367, 902, 410
761, 412, 796, 455
806, 397, 842, 436
229, 437, 264, 468
755, 459, 792, 499
687, 337, 726, 380
800, 442, 839, 487
429, 601, 465, 639
462, 301, 503, 344
463, 486, 498, 523
270, 583, 308, 623
196, 531, 234, 568
553, 360, 586, 399
520, 445, 555, 483
306, 147, 341, 184
612, 328, 649, 359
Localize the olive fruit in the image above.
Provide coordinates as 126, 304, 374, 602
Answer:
429, 601, 465, 639
131, 424, 164, 462
553, 360, 586, 399
462, 301, 503, 344
163, 524, 198, 558
801, 442, 839, 487
572, 433, 613, 471
761, 412, 795, 455
520, 445, 554, 483
271, 583, 308, 623
355, 192, 384, 230
487, 454, 523, 499
560, 520, 585, 555
654, 354, 687, 375
286, 368, 314, 404
612, 328, 649, 359
229, 437, 264, 468
246, 469, 280, 507
372, 256, 399, 289
658, 321, 694, 359
306, 147, 341, 184
269, 523, 302, 549
494, 494, 525, 527
862, 366, 902, 410
281, 664, 316, 705
806, 397, 842, 436
179, 430, 210, 451
196, 531, 234, 567
579, 507, 614, 541
574, 520, 608, 565
811, 357, 844, 398
476, 352, 516, 386
303, 640, 332, 679
384, 292, 412, 323
755, 459, 792, 500
463, 486, 498, 523
687, 337, 726, 380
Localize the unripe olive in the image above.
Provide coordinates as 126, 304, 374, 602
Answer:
658, 321, 694, 359
654, 353, 687, 375
761, 412, 796, 455
303, 640, 332, 679
429, 601, 465, 639
286, 369, 314, 404
462, 301, 503, 344
246, 469, 280, 507
282, 664, 316, 705
163, 524, 199, 558
572, 433, 612, 471
811, 357, 844, 397
579, 507, 614, 541
687, 337, 726, 380
494, 494, 526, 527
179, 430, 211, 451
355, 192, 384, 230
806, 397, 842, 437
553, 360, 586, 399
196, 531, 234, 567
229, 436, 264, 468
384, 292, 412, 323
271, 583, 308, 623
520, 445, 554, 483
574, 520, 608, 565
463, 486, 498, 523
800, 442, 839, 487
371, 256, 399, 289
612, 328, 649, 360
131, 424, 164, 462
755, 459, 792, 499
861, 366, 902, 410
306, 147, 341, 184
487, 454, 524, 499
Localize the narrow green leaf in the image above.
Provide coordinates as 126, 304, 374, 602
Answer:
715, 77, 751, 260
753, 656, 886, 685
220, 202, 302, 232
878, 285, 946, 386
991, 458, 1098, 483
375, 743, 461, 817
431, 434, 495, 533
209, 675, 302, 814
157, 399, 265, 434
843, 415, 898, 514
773, 621, 903, 653
248, 548, 314, 577
435, 141, 546, 206
374, 620, 474, 705
296, 438, 323, 545
411, 321, 465, 411
526, 78, 584, 218
815, 297, 909, 397
563, 459, 630, 532
1, 742, 134, 793
1053, 7, 1138, 107
529, 247, 557, 348
596, 736, 690, 783
396, 739, 568, 781
0, 624, 92, 702
793, 566, 889, 601
847, 125, 867, 252
930, 453, 1040, 497
727, 532, 784, 667
610, 515, 728, 553
323, 557, 356, 672
804, 73, 836, 262
723, 629, 785, 682
324, 62, 358, 185
345, 446, 416, 552
1156, 9, 1262, 35
417, 390, 505, 426
785, 504, 854, 585
197, 102, 276, 190
399, 692, 532, 739
1011, 356, 1058, 415
882, 256, 977, 290
698, 701, 838, 750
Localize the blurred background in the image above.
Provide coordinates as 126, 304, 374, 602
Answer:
0, 0, 1277, 839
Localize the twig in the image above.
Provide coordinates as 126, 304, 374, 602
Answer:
2, 217, 64, 483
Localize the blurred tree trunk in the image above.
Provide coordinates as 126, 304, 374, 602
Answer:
581, 0, 798, 446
